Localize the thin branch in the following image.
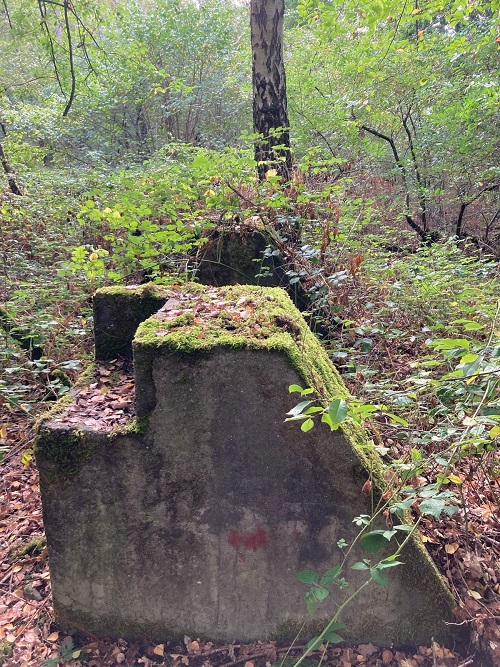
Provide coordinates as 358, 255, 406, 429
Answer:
400, 101, 428, 231
38, 0, 65, 96
377, 0, 409, 63
62, 0, 76, 116
2, 0, 12, 28
456, 182, 500, 237
4, 76, 55, 88
288, 103, 342, 172
357, 119, 427, 240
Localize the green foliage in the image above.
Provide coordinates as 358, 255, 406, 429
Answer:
59, 144, 256, 282
0, 0, 250, 164
41, 637, 82, 667
287, 0, 499, 242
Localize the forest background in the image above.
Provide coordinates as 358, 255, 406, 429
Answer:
0, 1, 499, 666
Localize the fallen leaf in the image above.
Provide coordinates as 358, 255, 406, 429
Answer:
153, 644, 165, 656
382, 649, 394, 663
357, 642, 377, 657
361, 480, 372, 495
47, 632, 59, 642
445, 542, 459, 554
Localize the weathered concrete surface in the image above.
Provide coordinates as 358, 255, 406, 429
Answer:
37, 285, 458, 645
93, 284, 168, 360
193, 227, 313, 316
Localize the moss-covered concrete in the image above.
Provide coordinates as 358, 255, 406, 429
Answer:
93, 283, 171, 360
133, 284, 383, 483
133, 284, 347, 416
36, 426, 105, 485
38, 283, 459, 647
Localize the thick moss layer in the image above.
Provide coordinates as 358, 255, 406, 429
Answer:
135, 285, 343, 392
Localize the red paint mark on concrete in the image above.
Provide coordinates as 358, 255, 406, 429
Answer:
228, 527, 267, 552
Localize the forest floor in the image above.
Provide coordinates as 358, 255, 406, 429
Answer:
1, 403, 496, 667
1, 184, 500, 667
1, 335, 499, 667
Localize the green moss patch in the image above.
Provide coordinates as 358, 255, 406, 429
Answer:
35, 427, 109, 484
134, 284, 380, 466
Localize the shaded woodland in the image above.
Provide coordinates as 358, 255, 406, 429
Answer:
0, 1, 499, 666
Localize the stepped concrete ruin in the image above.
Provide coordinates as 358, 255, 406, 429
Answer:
36, 283, 458, 644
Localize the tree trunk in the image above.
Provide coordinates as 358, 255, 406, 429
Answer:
0, 142, 23, 195
250, 0, 292, 182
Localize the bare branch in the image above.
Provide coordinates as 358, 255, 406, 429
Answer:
37, 0, 65, 96
62, 0, 76, 116
2, 0, 12, 29
456, 182, 500, 237
357, 119, 429, 240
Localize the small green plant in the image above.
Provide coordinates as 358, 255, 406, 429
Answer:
41, 637, 83, 667
0, 641, 13, 666
285, 380, 463, 662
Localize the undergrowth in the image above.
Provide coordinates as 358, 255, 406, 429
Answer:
1, 150, 499, 660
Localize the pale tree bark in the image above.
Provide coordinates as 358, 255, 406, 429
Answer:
250, 0, 292, 182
